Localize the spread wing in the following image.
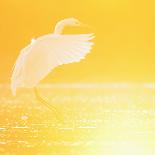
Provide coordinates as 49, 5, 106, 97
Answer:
11, 44, 34, 95
11, 33, 94, 95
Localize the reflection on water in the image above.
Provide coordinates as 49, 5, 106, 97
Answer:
0, 83, 155, 154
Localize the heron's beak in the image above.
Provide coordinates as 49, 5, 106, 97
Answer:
78, 22, 94, 30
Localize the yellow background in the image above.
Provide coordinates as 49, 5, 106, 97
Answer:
1, 0, 155, 83
1, 1, 155, 155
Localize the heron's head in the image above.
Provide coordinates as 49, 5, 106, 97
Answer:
61, 18, 82, 26
54, 18, 88, 34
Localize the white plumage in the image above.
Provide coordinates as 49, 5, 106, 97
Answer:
11, 18, 95, 96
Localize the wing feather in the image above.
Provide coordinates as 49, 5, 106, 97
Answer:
11, 33, 95, 95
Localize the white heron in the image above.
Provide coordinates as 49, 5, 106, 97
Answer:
11, 18, 95, 115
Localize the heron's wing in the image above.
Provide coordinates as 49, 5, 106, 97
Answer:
33, 33, 94, 81
11, 33, 94, 95
41, 33, 94, 66
11, 39, 36, 80
11, 45, 33, 95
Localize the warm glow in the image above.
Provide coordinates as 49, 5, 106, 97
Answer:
1, 0, 155, 154
109, 142, 150, 155
1, 0, 155, 83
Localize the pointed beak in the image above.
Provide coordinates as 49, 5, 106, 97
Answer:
79, 23, 94, 30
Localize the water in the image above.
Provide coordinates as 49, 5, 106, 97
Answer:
0, 83, 155, 155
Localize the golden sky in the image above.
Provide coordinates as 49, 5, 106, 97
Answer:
1, 0, 155, 83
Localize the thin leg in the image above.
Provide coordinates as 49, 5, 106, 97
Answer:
34, 87, 63, 122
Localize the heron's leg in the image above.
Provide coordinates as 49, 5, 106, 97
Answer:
34, 87, 63, 121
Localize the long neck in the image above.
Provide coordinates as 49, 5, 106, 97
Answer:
54, 21, 66, 34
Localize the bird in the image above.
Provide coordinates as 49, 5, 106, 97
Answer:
11, 17, 95, 113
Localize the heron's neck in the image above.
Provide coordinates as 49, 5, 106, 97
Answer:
54, 22, 66, 34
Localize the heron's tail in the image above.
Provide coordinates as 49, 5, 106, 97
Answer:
34, 87, 63, 122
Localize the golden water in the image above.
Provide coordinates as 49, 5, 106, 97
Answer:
0, 83, 155, 155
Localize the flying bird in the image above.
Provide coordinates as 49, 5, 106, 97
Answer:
11, 18, 95, 112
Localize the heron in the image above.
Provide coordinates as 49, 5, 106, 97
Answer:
11, 18, 95, 118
